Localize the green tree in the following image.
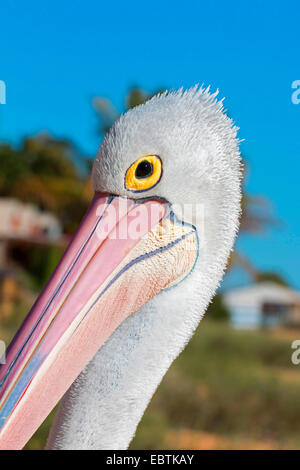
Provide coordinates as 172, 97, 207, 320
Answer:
0, 134, 92, 234
206, 294, 230, 321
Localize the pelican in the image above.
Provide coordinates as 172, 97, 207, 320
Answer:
0, 86, 241, 450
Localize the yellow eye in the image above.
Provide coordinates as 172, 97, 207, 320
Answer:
125, 155, 162, 192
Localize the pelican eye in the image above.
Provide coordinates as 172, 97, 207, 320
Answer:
125, 155, 162, 192
135, 160, 153, 179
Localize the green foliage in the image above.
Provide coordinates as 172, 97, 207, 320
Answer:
21, 136, 77, 179
255, 271, 289, 286
24, 407, 59, 450
125, 87, 164, 109
0, 145, 30, 192
0, 135, 91, 234
206, 294, 229, 322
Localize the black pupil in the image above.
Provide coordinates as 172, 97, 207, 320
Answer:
135, 160, 153, 179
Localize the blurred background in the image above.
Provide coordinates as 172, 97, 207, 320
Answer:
0, 0, 300, 449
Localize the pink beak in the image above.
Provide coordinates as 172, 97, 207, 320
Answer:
0, 193, 170, 449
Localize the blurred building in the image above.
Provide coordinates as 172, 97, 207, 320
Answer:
0, 198, 62, 242
0, 198, 64, 319
223, 282, 300, 329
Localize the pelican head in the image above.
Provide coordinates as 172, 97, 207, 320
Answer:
0, 86, 241, 449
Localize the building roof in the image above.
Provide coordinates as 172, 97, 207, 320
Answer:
0, 198, 62, 242
223, 282, 300, 309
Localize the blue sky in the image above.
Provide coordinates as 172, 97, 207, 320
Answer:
0, 0, 299, 288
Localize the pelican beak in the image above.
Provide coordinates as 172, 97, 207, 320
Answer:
0, 193, 197, 449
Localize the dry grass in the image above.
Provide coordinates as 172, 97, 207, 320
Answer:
165, 429, 275, 450
1, 311, 300, 449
